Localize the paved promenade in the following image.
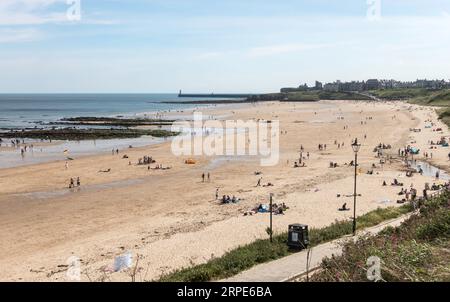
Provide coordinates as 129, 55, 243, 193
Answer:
223, 214, 411, 282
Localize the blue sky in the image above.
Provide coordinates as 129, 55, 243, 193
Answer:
1, 0, 450, 93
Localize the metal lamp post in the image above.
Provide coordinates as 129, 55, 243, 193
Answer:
351, 138, 361, 236
269, 193, 274, 243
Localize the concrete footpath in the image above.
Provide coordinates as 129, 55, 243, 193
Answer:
223, 214, 412, 282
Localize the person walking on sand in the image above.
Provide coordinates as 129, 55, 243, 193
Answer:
256, 177, 262, 187
76, 177, 81, 187
69, 178, 74, 189
215, 188, 219, 200
202, 173, 205, 182
208, 172, 211, 182
65, 161, 68, 170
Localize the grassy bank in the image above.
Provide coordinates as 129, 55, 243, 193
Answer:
158, 205, 412, 282
438, 108, 450, 127
407, 89, 450, 127
369, 88, 450, 105
310, 192, 450, 282
369, 88, 433, 101
246, 91, 371, 102
0, 128, 179, 141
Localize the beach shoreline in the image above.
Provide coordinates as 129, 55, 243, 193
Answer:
1, 100, 449, 282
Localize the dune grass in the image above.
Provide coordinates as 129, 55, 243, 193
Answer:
369, 88, 432, 100
310, 192, 450, 282
158, 204, 412, 282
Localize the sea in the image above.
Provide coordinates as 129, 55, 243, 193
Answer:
0, 93, 229, 168
0, 93, 210, 130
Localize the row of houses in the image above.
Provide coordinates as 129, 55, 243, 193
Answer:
281, 79, 450, 93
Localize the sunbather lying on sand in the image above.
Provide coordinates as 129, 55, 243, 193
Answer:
391, 179, 403, 186
294, 162, 306, 168
222, 195, 240, 204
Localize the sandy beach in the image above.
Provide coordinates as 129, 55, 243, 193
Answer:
1, 100, 449, 281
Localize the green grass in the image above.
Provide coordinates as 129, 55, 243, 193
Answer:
286, 91, 320, 101
369, 88, 432, 100
410, 89, 450, 106
158, 204, 412, 282
423, 90, 450, 106
310, 192, 450, 282
437, 107, 450, 127
369, 88, 450, 105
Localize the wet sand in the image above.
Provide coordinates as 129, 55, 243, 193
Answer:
0, 100, 448, 281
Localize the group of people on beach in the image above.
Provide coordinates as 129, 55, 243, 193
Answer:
201, 172, 211, 182
151, 164, 171, 170
396, 186, 418, 202
318, 144, 327, 151
3, 139, 36, 157
335, 140, 345, 149
138, 155, 155, 165
254, 203, 289, 215
69, 177, 81, 189
386, 177, 449, 204
8, 139, 25, 148
221, 195, 240, 204
256, 177, 274, 187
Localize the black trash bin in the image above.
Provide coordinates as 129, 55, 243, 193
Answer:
287, 224, 309, 250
